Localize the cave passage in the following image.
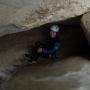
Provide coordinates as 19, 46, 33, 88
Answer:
59, 24, 90, 59
0, 17, 89, 64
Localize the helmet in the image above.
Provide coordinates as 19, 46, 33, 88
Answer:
50, 25, 59, 32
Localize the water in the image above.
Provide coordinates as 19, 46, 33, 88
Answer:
28, 63, 90, 90
2, 57, 90, 90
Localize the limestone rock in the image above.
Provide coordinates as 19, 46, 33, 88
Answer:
0, 0, 90, 35
81, 12, 90, 45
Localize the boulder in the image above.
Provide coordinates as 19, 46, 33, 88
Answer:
81, 12, 90, 45
0, 0, 90, 35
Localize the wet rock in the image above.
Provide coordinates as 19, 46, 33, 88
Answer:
0, 0, 90, 36
81, 12, 90, 45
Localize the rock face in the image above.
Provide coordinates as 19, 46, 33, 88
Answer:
0, 0, 90, 36
81, 12, 90, 45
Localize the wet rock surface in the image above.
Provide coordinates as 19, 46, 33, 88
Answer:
0, 0, 90, 36
81, 12, 90, 46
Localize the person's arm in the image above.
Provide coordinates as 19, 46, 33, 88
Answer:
42, 42, 60, 54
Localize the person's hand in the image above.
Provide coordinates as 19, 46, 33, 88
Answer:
37, 48, 42, 53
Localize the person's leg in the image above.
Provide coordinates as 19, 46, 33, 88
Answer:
26, 46, 40, 63
30, 50, 39, 61
25, 41, 43, 63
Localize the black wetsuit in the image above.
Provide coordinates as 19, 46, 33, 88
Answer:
25, 35, 60, 62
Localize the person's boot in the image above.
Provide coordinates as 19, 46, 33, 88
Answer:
28, 54, 39, 64
27, 58, 37, 64
24, 53, 31, 59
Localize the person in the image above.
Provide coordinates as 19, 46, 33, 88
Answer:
24, 25, 61, 64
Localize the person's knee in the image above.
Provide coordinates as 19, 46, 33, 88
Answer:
37, 48, 42, 53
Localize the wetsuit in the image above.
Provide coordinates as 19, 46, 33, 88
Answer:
42, 35, 60, 58
25, 35, 60, 62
